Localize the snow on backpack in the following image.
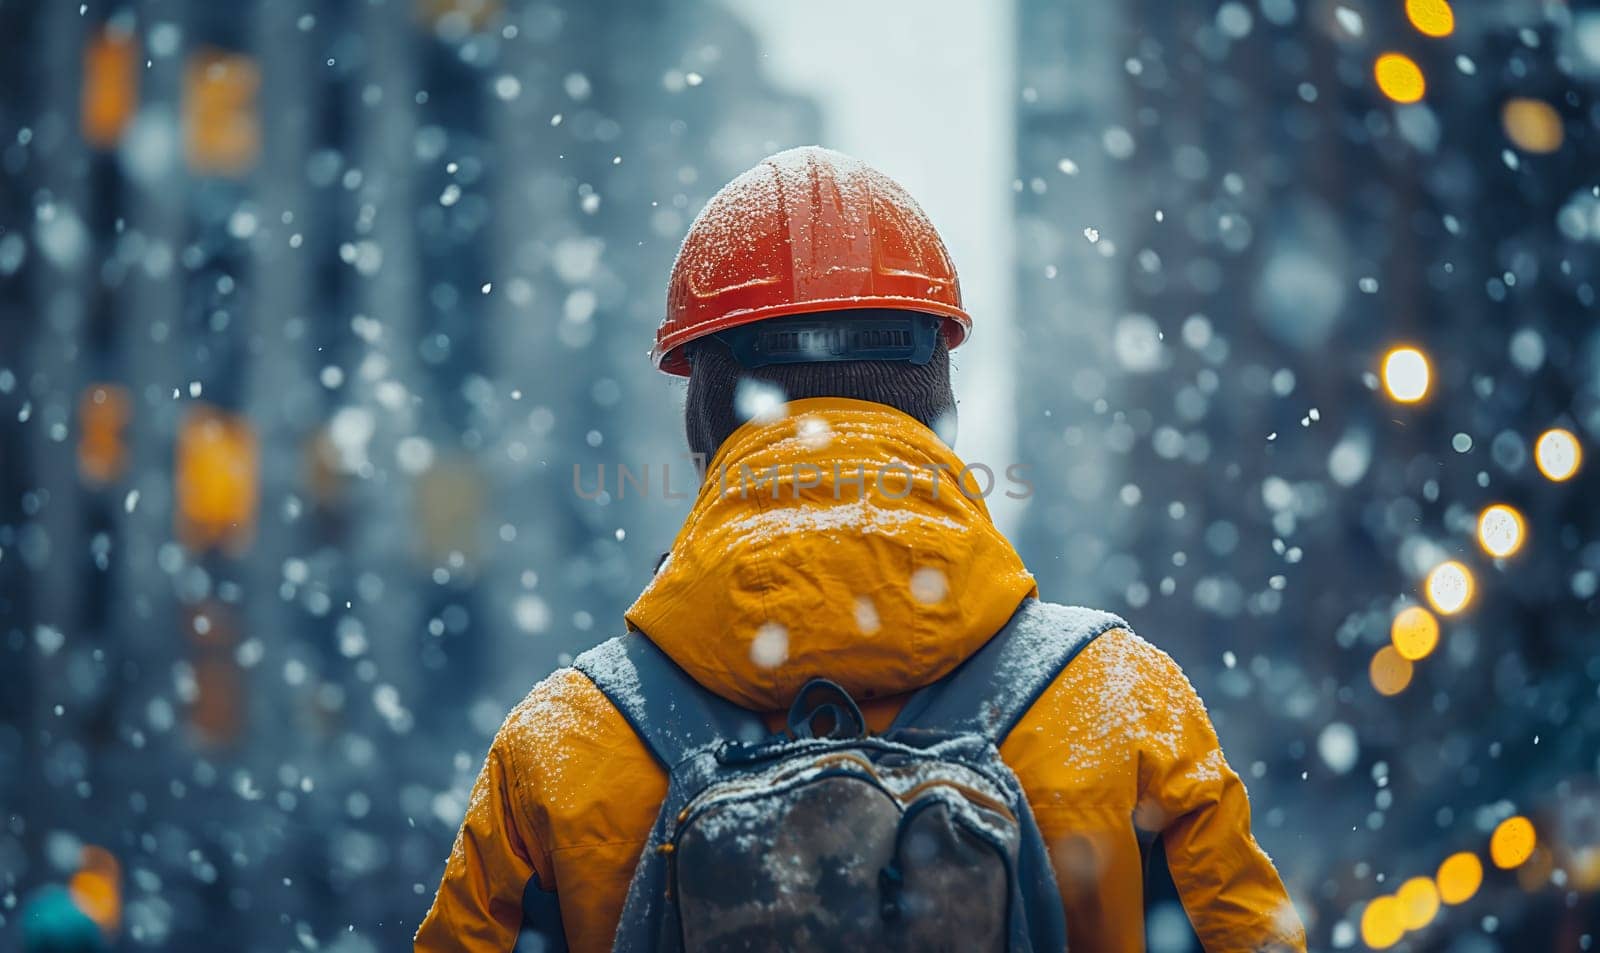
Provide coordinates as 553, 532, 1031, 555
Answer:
570, 598, 1125, 953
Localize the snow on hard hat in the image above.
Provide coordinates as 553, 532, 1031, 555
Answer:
654, 146, 971, 376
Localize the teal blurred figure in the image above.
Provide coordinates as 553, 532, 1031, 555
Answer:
20, 886, 107, 953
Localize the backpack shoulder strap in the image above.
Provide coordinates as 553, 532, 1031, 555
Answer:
890, 598, 1127, 743
572, 631, 766, 768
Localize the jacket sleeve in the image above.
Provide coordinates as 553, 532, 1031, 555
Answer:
1135, 646, 1307, 953
414, 729, 561, 952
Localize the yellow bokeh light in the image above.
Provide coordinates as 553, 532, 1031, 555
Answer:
77, 382, 132, 486
1535, 428, 1582, 482
183, 49, 261, 177
1425, 560, 1474, 615
68, 845, 121, 932
1360, 894, 1406, 949
82, 28, 139, 148
1490, 815, 1537, 869
1397, 876, 1441, 930
175, 406, 260, 554
1570, 846, 1600, 893
1502, 98, 1564, 154
1391, 606, 1440, 661
1370, 645, 1414, 696
1375, 53, 1426, 104
1382, 346, 1430, 402
1436, 851, 1483, 905
1477, 504, 1525, 559
1405, 0, 1455, 37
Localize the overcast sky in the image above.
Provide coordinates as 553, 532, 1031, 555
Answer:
725, 0, 1023, 531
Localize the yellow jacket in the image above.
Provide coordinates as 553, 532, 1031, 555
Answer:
416, 398, 1306, 952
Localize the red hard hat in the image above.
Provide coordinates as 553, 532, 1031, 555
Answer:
654, 146, 971, 375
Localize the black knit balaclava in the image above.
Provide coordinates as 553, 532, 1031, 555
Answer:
683, 332, 957, 463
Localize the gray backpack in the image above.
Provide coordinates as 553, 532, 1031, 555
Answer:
572, 598, 1124, 953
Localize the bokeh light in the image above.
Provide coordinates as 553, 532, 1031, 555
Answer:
76, 382, 131, 486
1396, 876, 1441, 930
1381, 346, 1430, 402
1360, 894, 1405, 949
1405, 0, 1455, 38
1425, 560, 1474, 615
1436, 852, 1484, 905
183, 49, 262, 177
1534, 428, 1582, 481
81, 28, 138, 147
1477, 504, 1525, 558
1571, 847, 1600, 893
1490, 815, 1537, 869
1370, 645, 1414, 696
1501, 98, 1565, 153
67, 844, 121, 934
175, 406, 260, 553
1390, 605, 1440, 661
67, 869, 119, 934
1374, 53, 1426, 104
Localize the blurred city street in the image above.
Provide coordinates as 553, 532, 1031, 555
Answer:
2, 0, 1600, 949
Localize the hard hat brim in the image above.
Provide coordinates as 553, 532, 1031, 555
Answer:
654, 297, 971, 376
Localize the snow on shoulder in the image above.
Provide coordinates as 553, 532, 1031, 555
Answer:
973, 600, 1129, 732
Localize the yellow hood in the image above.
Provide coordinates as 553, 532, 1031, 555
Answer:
625, 397, 1037, 712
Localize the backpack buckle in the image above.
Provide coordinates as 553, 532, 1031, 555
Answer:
786, 678, 868, 740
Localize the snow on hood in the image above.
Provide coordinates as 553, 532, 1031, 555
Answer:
624, 397, 1037, 712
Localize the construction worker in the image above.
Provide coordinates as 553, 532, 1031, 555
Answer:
416, 147, 1307, 952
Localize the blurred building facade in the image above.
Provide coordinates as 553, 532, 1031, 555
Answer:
1, 0, 815, 948
1013, 0, 1600, 948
